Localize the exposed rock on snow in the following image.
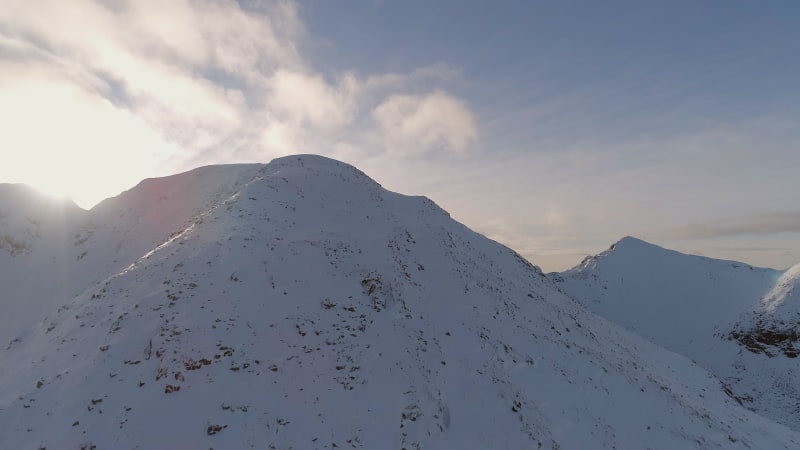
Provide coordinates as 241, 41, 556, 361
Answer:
2, 157, 799, 449
557, 237, 800, 431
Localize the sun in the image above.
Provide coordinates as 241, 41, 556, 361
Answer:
10, 166, 98, 210
0, 73, 180, 210
26, 179, 85, 209
3, 153, 144, 210
19, 162, 150, 210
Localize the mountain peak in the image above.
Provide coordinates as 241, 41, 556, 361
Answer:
0, 183, 86, 257
0, 183, 84, 213
573, 236, 669, 270
3, 158, 800, 448
614, 235, 650, 246
267, 153, 354, 169
557, 237, 799, 429
608, 236, 662, 252
262, 154, 381, 190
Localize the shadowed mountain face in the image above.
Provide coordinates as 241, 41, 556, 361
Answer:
2, 156, 798, 449
556, 236, 800, 430
0, 184, 88, 340
0, 183, 84, 257
729, 262, 800, 359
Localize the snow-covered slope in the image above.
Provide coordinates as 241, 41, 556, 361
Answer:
0, 167, 260, 346
0, 184, 88, 344
555, 237, 800, 430
2, 157, 799, 448
731, 261, 800, 358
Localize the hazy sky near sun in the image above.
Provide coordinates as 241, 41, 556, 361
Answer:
1, 0, 799, 271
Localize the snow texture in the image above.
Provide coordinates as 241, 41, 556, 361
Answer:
2, 156, 798, 449
556, 236, 800, 431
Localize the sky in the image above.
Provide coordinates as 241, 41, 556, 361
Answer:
1, 0, 799, 271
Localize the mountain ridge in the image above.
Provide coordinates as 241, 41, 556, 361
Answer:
1, 155, 798, 448
576, 235, 771, 272
556, 236, 800, 430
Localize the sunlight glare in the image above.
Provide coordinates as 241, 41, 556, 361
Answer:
0, 68, 181, 209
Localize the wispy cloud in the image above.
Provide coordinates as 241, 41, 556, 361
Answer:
268, 70, 358, 131
372, 91, 478, 155
663, 211, 800, 239
0, 0, 478, 207
3, 1, 797, 274
362, 117, 799, 271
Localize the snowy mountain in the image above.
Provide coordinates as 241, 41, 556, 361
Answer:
555, 236, 800, 430
0, 184, 87, 345
731, 262, 800, 359
2, 156, 799, 449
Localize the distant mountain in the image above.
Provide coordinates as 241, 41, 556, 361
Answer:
730, 261, 800, 363
0, 183, 85, 258
0, 184, 88, 344
0, 166, 259, 346
2, 157, 798, 448
555, 236, 800, 430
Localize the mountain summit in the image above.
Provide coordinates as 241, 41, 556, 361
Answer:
557, 237, 800, 430
2, 157, 798, 448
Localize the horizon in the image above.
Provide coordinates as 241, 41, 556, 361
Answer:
6, 155, 796, 273
1, 1, 798, 271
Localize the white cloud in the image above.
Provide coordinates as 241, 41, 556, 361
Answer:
661, 211, 800, 239
260, 120, 305, 154
0, 0, 478, 208
0, 61, 181, 207
268, 70, 358, 131
0, 0, 303, 204
372, 91, 478, 154
362, 63, 461, 92
0, 0, 299, 158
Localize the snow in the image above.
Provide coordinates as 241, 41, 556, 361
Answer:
2, 156, 799, 448
556, 236, 800, 430
761, 262, 800, 313
0, 184, 87, 344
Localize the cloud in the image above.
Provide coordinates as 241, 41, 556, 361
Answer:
268, 70, 358, 131
0, 61, 182, 207
0, 0, 479, 207
361, 63, 461, 92
663, 211, 800, 239
372, 91, 478, 154
123, 0, 305, 73
0, 0, 300, 164
1, 0, 304, 75
259, 120, 305, 154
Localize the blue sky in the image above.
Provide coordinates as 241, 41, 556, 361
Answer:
1, 0, 798, 270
